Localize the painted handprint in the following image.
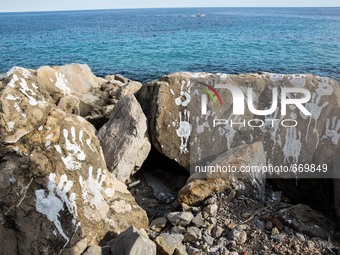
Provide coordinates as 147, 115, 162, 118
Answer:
323, 117, 340, 145
55, 72, 71, 95
283, 127, 302, 163
35, 173, 77, 241
176, 110, 192, 154
55, 126, 86, 171
79, 166, 114, 221
175, 80, 192, 107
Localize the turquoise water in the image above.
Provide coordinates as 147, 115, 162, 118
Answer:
0, 8, 340, 82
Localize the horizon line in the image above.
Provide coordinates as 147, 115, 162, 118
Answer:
1, 6, 340, 14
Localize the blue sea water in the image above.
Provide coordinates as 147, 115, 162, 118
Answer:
0, 7, 340, 82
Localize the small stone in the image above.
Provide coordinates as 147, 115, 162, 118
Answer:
167, 212, 194, 226
174, 243, 188, 255
203, 234, 214, 245
187, 246, 201, 255
271, 227, 279, 235
233, 230, 247, 245
150, 217, 167, 232
227, 223, 237, 229
241, 212, 251, 218
203, 204, 218, 217
265, 221, 273, 230
171, 226, 186, 234
155, 233, 184, 255
296, 233, 305, 242
181, 203, 200, 213
192, 213, 206, 228
184, 227, 202, 243
212, 225, 224, 238
229, 252, 239, 255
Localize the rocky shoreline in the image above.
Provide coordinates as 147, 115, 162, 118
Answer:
0, 64, 339, 255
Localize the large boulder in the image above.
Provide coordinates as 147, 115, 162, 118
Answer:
36, 64, 142, 128
0, 67, 148, 255
97, 94, 151, 182
178, 142, 266, 205
138, 72, 340, 208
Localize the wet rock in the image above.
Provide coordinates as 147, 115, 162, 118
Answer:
0, 67, 148, 254
97, 94, 151, 182
184, 227, 202, 243
155, 233, 184, 255
150, 217, 167, 232
111, 226, 156, 255
167, 212, 194, 226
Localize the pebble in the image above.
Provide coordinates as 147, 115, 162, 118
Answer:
150, 217, 167, 232
233, 230, 247, 245
266, 221, 273, 230
184, 227, 202, 243
167, 212, 194, 226
192, 213, 206, 228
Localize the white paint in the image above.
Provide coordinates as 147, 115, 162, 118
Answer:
283, 127, 302, 163
323, 117, 340, 145
170, 89, 175, 96
7, 121, 15, 131
60, 127, 86, 170
19, 78, 38, 106
79, 166, 114, 219
54, 145, 62, 154
6, 67, 31, 79
55, 73, 71, 95
175, 80, 192, 107
176, 110, 192, 154
111, 200, 132, 213
86, 138, 95, 152
35, 173, 78, 242
5, 94, 17, 101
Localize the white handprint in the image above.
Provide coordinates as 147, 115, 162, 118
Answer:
283, 127, 302, 163
176, 110, 192, 154
175, 80, 192, 107
79, 166, 114, 221
35, 173, 77, 241
323, 117, 340, 145
55, 126, 86, 171
55, 73, 71, 95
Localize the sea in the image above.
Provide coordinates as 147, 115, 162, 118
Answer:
0, 7, 339, 82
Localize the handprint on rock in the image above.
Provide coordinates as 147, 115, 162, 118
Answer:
55, 73, 71, 95
35, 173, 77, 241
175, 110, 192, 154
55, 126, 87, 171
323, 117, 340, 145
175, 80, 192, 107
79, 166, 115, 221
283, 127, 302, 164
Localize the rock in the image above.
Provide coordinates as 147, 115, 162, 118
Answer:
111, 226, 156, 255
212, 225, 223, 238
138, 72, 340, 206
184, 227, 202, 243
155, 233, 184, 255
0, 67, 148, 254
187, 246, 201, 255
233, 230, 247, 245
171, 226, 186, 234
0, 224, 18, 255
150, 217, 167, 232
167, 212, 194, 226
203, 204, 218, 217
144, 173, 175, 203
192, 213, 207, 228
203, 234, 214, 245
174, 243, 188, 255
83, 245, 102, 255
277, 204, 338, 240
178, 142, 266, 205
97, 95, 151, 182
265, 221, 273, 230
